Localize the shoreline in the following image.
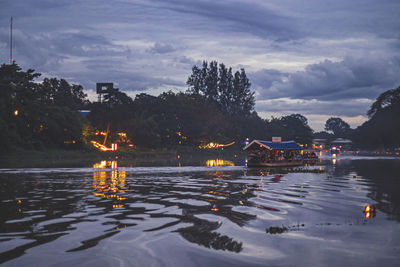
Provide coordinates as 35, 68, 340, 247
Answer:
0, 147, 246, 168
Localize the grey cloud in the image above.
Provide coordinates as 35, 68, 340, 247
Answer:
2, 0, 400, 130
256, 55, 400, 101
56, 64, 184, 92
0, 27, 130, 72
248, 69, 289, 98
256, 98, 372, 118
148, 42, 176, 54
148, 0, 301, 41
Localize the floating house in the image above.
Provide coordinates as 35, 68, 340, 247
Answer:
243, 139, 303, 167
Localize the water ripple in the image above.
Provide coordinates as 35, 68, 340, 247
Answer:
1, 160, 400, 266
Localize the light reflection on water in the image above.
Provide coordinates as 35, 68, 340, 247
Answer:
0, 158, 400, 266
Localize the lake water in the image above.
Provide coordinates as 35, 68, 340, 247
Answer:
0, 155, 399, 266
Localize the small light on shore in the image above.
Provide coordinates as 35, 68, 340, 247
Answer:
14, 109, 18, 116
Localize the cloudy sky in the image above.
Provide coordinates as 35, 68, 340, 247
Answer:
1, 0, 400, 131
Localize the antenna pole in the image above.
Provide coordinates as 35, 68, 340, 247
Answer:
10, 16, 13, 64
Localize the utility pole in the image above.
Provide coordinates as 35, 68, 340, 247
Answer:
10, 16, 13, 64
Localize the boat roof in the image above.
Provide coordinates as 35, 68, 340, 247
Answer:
243, 140, 302, 151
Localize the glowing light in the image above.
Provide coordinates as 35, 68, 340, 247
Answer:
211, 208, 219, 212
207, 190, 230, 197
111, 143, 118, 151
14, 109, 18, 116
363, 204, 376, 219
93, 160, 118, 169
111, 161, 117, 169
93, 161, 107, 168
90, 141, 118, 151
205, 159, 235, 167
92, 168, 127, 202
199, 141, 235, 149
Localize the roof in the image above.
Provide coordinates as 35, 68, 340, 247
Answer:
243, 140, 302, 151
331, 138, 352, 144
78, 110, 91, 117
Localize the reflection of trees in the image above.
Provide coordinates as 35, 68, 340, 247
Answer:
0, 173, 91, 263
352, 160, 400, 222
0, 168, 268, 260
89, 169, 257, 253
143, 171, 259, 253
175, 212, 242, 252
177, 226, 242, 252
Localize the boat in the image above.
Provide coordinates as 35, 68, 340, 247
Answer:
243, 139, 303, 167
303, 149, 319, 165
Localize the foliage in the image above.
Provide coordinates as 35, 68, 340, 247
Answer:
268, 114, 313, 144
313, 131, 335, 141
0, 63, 86, 151
324, 117, 351, 137
187, 61, 255, 116
1, 62, 317, 152
353, 86, 400, 150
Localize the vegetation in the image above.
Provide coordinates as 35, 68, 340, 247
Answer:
2, 62, 397, 154
324, 117, 351, 138
0, 63, 87, 151
0, 62, 315, 154
353, 86, 400, 150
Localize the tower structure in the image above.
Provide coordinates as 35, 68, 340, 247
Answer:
10, 16, 13, 64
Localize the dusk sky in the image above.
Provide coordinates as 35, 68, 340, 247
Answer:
1, 0, 400, 131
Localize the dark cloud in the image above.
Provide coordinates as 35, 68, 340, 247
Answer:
256, 98, 372, 118
2, 0, 400, 130
150, 0, 301, 41
50, 63, 185, 92
0, 28, 130, 71
248, 69, 289, 96
148, 42, 176, 54
255, 55, 400, 101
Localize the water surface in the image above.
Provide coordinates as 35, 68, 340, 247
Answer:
0, 156, 399, 266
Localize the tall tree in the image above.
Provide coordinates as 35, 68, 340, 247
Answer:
205, 61, 219, 102
324, 117, 351, 137
218, 63, 229, 111
367, 86, 400, 117
354, 85, 400, 150
186, 61, 255, 115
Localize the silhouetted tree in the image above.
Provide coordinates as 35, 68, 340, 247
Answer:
187, 60, 255, 116
354, 86, 400, 150
324, 117, 351, 137
0, 63, 86, 150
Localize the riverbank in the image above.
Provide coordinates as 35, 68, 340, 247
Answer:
0, 147, 246, 168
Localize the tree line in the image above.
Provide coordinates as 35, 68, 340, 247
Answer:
1, 62, 398, 152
